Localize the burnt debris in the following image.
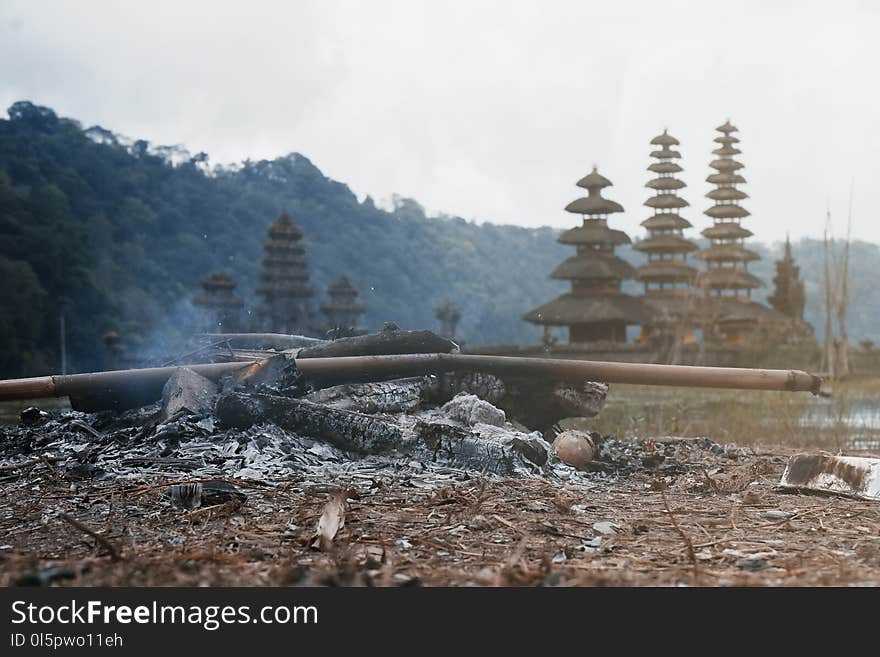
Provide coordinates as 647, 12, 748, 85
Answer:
0, 327, 771, 492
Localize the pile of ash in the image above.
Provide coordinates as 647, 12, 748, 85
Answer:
0, 376, 746, 496
0, 330, 749, 494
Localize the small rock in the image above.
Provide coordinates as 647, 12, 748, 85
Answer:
467, 514, 491, 531
759, 509, 792, 521
592, 521, 619, 535
552, 430, 595, 469
577, 537, 605, 553
736, 558, 768, 571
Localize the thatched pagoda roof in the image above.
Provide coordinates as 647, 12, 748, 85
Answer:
576, 167, 613, 190
558, 221, 631, 246
646, 177, 686, 191
648, 162, 683, 174
704, 204, 750, 219
716, 120, 738, 133
550, 253, 637, 281
709, 158, 744, 172
701, 222, 753, 240
696, 244, 760, 262
650, 130, 680, 147
634, 234, 699, 254
712, 145, 742, 156
714, 135, 740, 145
267, 212, 304, 240
706, 187, 749, 201
640, 214, 693, 230
564, 196, 624, 215
650, 148, 681, 159
645, 195, 689, 210
636, 261, 698, 282
524, 293, 648, 326
696, 268, 763, 290
707, 172, 746, 185
699, 298, 787, 325
200, 271, 237, 290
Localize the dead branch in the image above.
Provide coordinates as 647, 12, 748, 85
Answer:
57, 511, 123, 562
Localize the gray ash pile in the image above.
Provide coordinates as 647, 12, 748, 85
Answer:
0, 328, 748, 493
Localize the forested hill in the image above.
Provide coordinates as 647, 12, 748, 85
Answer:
0, 101, 876, 377
0, 101, 568, 376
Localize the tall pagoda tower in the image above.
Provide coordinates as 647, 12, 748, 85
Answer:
319, 275, 365, 336
635, 130, 698, 308
193, 271, 244, 332
255, 211, 314, 334
696, 121, 762, 299
524, 167, 646, 343
696, 121, 779, 341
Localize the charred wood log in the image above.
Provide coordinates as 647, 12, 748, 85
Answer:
301, 371, 607, 430
304, 378, 425, 414
296, 328, 458, 360
425, 372, 607, 429
214, 391, 546, 475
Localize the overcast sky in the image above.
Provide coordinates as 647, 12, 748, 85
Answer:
1, 0, 878, 243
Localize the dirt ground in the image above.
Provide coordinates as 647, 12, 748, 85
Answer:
3, 442, 880, 587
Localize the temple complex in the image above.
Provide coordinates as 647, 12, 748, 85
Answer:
192, 271, 244, 332
635, 130, 699, 345
255, 212, 314, 334
319, 275, 366, 336
524, 167, 646, 343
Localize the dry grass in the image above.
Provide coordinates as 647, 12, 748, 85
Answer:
570, 380, 874, 451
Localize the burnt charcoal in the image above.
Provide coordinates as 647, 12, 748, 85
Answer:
167, 480, 247, 510
15, 564, 91, 587
425, 372, 606, 431
63, 459, 103, 480
305, 378, 425, 414
19, 406, 50, 426
91, 403, 161, 432
216, 391, 548, 475
160, 367, 218, 422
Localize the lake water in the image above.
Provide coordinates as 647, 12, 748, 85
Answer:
799, 398, 880, 449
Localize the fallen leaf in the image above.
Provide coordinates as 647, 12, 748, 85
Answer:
311, 490, 348, 551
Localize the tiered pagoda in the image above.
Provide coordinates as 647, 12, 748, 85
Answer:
524, 167, 646, 343
255, 211, 314, 334
193, 271, 244, 332
696, 121, 779, 340
319, 275, 365, 336
696, 120, 760, 298
635, 130, 698, 320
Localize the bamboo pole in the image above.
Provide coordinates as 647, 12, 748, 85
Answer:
0, 353, 822, 408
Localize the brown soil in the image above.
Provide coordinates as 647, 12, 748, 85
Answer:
3, 445, 880, 587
